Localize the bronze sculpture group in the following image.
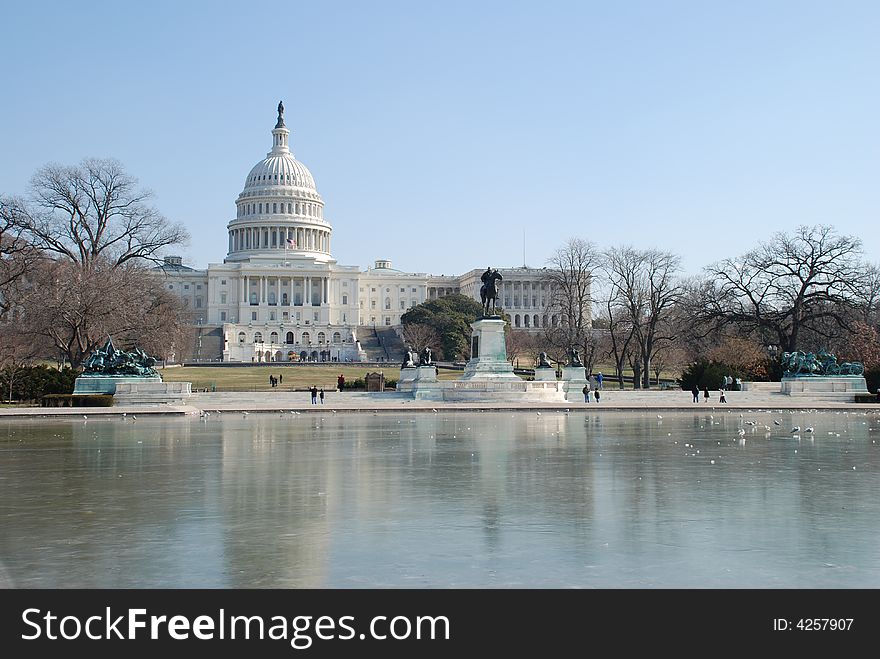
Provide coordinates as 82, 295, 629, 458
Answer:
82, 337, 159, 378
781, 350, 864, 377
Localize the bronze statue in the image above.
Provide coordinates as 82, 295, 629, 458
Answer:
537, 352, 552, 368
568, 347, 583, 367
276, 100, 285, 128
420, 346, 433, 366
82, 337, 159, 378
402, 346, 416, 368
480, 267, 503, 317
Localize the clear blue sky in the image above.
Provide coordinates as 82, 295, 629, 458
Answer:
1, 1, 878, 275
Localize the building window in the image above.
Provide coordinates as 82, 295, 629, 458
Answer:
195, 298, 202, 308
317, 332, 325, 344
221, 279, 226, 285
400, 300, 406, 309
302, 332, 310, 344
385, 297, 391, 310
286, 331, 294, 344
220, 311, 227, 322
371, 300, 376, 309
384, 317, 391, 326
412, 287, 416, 292
254, 332, 263, 343
270, 311, 276, 320
184, 285, 189, 290
515, 314, 520, 328
270, 331, 278, 343
342, 295, 348, 305
238, 332, 246, 343
220, 293, 227, 304
196, 284, 202, 290
252, 311, 257, 321
333, 332, 341, 343
400, 288, 405, 292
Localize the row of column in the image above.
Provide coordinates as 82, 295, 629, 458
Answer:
239, 275, 330, 305
501, 280, 544, 309
228, 226, 330, 253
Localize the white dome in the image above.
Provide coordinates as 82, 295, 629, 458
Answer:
226, 103, 332, 263
244, 154, 317, 193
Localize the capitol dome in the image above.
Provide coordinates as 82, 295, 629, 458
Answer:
226, 102, 332, 261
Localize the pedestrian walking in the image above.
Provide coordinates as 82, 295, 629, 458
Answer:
279, 373, 283, 385
337, 374, 345, 391
269, 374, 274, 388
319, 388, 325, 404
703, 386, 709, 402
692, 384, 700, 403
720, 389, 727, 403
594, 388, 600, 403
596, 372, 603, 389
582, 382, 590, 403
310, 385, 318, 404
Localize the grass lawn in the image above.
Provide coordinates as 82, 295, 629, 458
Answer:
159, 364, 466, 391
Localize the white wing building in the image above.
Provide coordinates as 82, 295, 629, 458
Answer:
158, 104, 586, 362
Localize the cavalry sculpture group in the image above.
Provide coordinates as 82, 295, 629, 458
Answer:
82, 337, 159, 378
781, 350, 864, 377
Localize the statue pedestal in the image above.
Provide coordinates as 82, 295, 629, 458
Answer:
114, 381, 192, 406
410, 365, 443, 399
73, 375, 162, 395
561, 366, 588, 402
460, 318, 519, 380
534, 367, 557, 381
781, 376, 869, 401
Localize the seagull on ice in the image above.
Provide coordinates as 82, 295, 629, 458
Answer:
805, 427, 814, 433
738, 428, 746, 436
774, 420, 781, 426
791, 426, 800, 433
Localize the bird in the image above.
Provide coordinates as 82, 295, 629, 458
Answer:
791, 426, 800, 433
536, 412, 542, 416
131, 415, 137, 421
432, 409, 438, 413
82, 415, 88, 420
657, 414, 663, 419
805, 427, 814, 433
774, 420, 781, 426
738, 428, 746, 436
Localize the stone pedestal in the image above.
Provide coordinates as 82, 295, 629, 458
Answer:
397, 367, 418, 388
460, 317, 519, 380
534, 367, 557, 381
73, 375, 162, 395
411, 365, 443, 400
114, 381, 192, 406
561, 366, 588, 403
781, 376, 869, 401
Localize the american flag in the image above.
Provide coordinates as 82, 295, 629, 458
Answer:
286, 238, 296, 248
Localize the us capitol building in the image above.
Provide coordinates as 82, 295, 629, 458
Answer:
158, 103, 586, 362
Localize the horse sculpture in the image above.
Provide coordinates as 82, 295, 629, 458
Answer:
480, 268, 503, 317
781, 349, 864, 377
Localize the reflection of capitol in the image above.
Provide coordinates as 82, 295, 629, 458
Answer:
4, 413, 877, 587
156, 103, 586, 363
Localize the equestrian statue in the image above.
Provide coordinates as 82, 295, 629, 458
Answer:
480, 267, 503, 317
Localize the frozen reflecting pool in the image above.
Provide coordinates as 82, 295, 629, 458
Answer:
1, 410, 879, 588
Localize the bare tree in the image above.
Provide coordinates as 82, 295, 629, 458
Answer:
506, 329, 538, 368
20, 258, 188, 368
602, 246, 682, 388
697, 225, 867, 352
402, 323, 441, 358
13, 159, 188, 269
0, 197, 41, 315
0, 326, 42, 402
543, 237, 597, 354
